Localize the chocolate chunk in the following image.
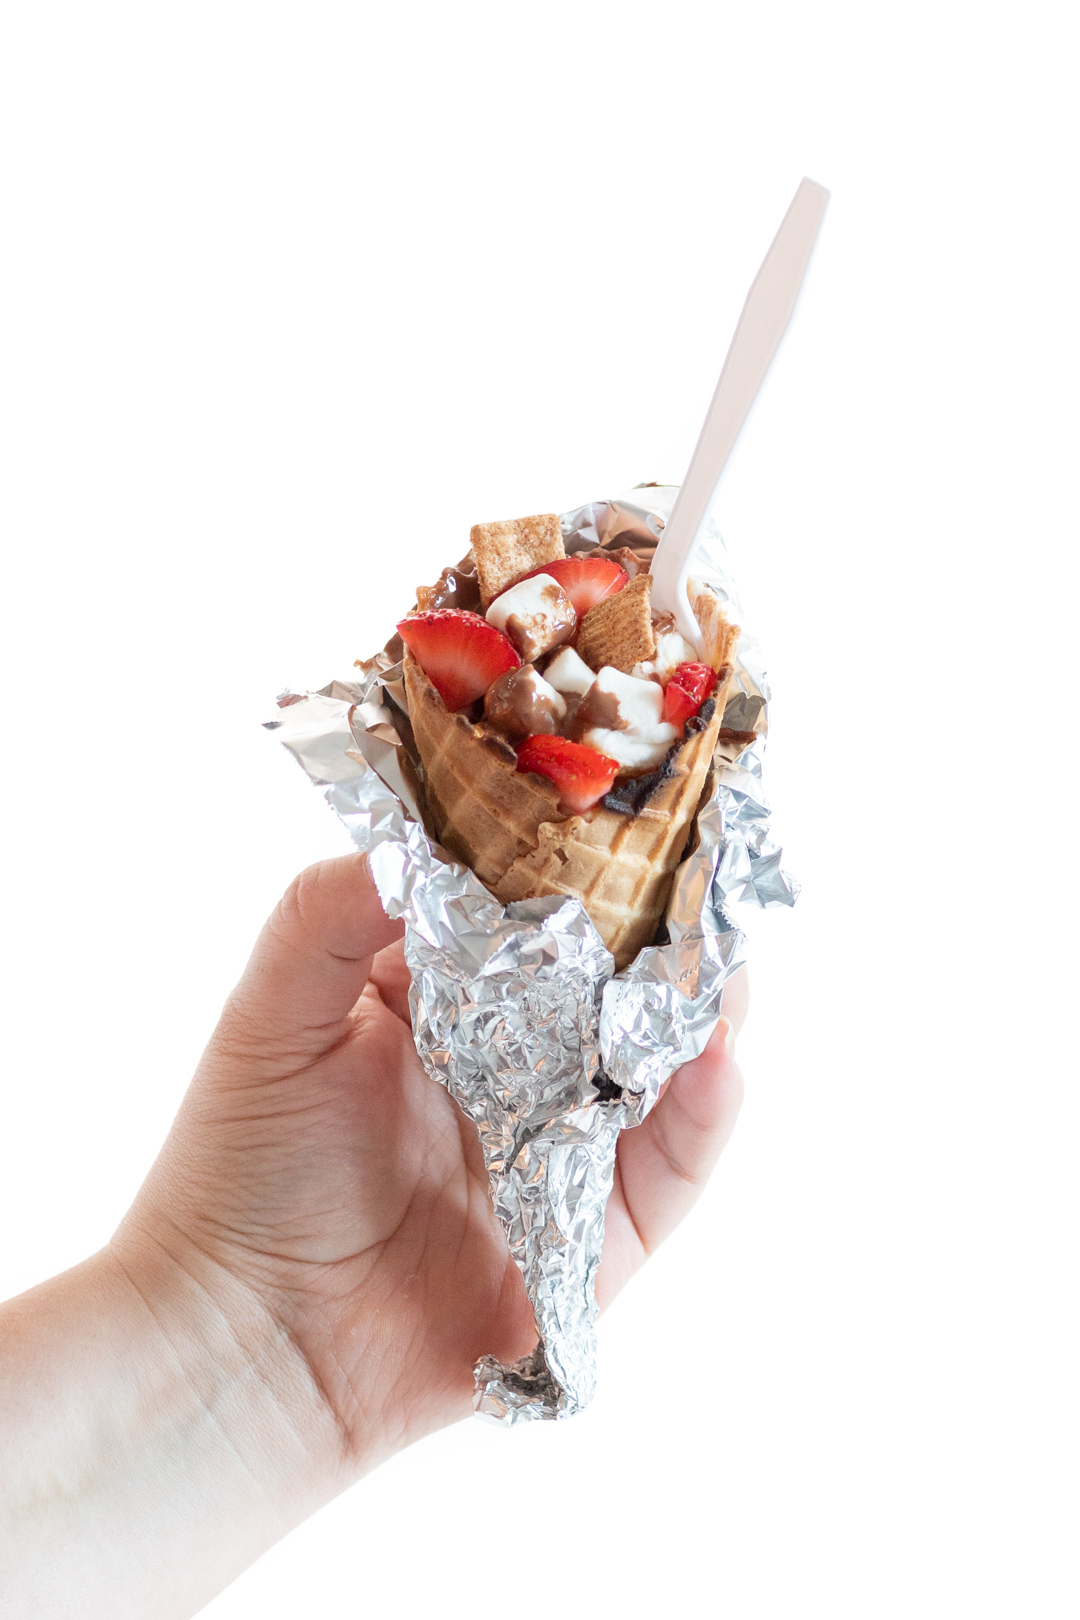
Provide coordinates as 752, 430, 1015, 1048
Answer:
685, 696, 717, 734
601, 741, 685, 816
591, 1068, 624, 1104
718, 726, 758, 751
602, 698, 719, 815
483, 664, 564, 744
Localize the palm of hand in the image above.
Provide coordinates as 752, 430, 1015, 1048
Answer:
121, 858, 743, 1462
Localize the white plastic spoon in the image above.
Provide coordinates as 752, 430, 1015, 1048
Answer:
650, 177, 830, 646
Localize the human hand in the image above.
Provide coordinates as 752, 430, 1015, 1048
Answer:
114, 852, 746, 1473
3, 852, 744, 1616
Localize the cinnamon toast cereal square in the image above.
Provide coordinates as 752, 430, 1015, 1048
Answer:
470, 513, 565, 608
576, 573, 657, 672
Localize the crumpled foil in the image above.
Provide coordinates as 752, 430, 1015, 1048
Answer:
266, 486, 797, 1423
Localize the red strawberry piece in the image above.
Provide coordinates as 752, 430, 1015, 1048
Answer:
503, 555, 629, 620
397, 609, 520, 711
663, 662, 717, 727
516, 734, 619, 814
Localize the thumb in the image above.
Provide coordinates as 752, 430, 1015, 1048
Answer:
212, 854, 404, 1070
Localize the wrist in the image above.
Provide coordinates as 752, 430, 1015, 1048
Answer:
113, 1201, 424, 1473
106, 1218, 356, 1493
1, 1234, 354, 1619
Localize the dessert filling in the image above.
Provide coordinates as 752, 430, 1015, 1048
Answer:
396, 513, 739, 820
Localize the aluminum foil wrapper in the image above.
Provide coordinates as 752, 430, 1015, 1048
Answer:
266, 486, 797, 1423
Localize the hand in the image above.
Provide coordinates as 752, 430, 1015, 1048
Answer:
116, 852, 746, 1468
2, 853, 744, 1618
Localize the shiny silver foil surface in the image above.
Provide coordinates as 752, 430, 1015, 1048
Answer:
267, 486, 796, 1423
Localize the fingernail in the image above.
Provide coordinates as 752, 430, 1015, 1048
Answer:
718, 1015, 735, 1050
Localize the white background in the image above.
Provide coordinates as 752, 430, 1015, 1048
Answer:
1, 2, 1077, 1615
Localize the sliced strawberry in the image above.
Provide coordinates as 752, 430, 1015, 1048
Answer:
663, 662, 717, 727
516, 734, 619, 814
397, 609, 519, 711
502, 555, 628, 620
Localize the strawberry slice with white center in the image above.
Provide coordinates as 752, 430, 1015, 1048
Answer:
397, 609, 520, 711
502, 555, 628, 620
516, 734, 618, 813
663, 662, 718, 727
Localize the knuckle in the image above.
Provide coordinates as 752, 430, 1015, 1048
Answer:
276, 862, 326, 941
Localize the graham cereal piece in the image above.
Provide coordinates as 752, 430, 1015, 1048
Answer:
687, 578, 740, 672
576, 573, 657, 673
470, 513, 565, 608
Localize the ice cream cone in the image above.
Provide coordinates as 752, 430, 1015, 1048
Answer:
404, 651, 731, 969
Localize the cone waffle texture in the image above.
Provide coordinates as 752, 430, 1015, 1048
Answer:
405, 652, 731, 970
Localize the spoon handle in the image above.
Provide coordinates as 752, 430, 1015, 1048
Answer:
651, 177, 830, 644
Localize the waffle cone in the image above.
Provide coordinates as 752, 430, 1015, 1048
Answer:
404, 653, 730, 969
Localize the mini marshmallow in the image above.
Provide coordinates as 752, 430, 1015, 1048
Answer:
543, 645, 596, 696
576, 667, 676, 772
485, 573, 577, 663
590, 665, 666, 730
580, 723, 678, 772
632, 628, 700, 685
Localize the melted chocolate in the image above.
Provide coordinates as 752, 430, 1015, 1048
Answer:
718, 727, 758, 751
559, 693, 582, 737
571, 682, 627, 737
420, 557, 482, 613
602, 530, 657, 567
601, 698, 717, 816
476, 727, 518, 763
591, 1068, 624, 1103
501, 580, 576, 662
601, 743, 684, 816
563, 535, 656, 572
483, 665, 563, 743
607, 545, 651, 579
685, 696, 717, 735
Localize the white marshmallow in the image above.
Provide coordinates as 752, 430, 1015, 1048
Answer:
632, 628, 700, 685
544, 645, 596, 696
581, 723, 678, 772
485, 573, 576, 662
591, 665, 666, 730
578, 668, 676, 771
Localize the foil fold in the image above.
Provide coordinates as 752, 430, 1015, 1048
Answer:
268, 486, 796, 1423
